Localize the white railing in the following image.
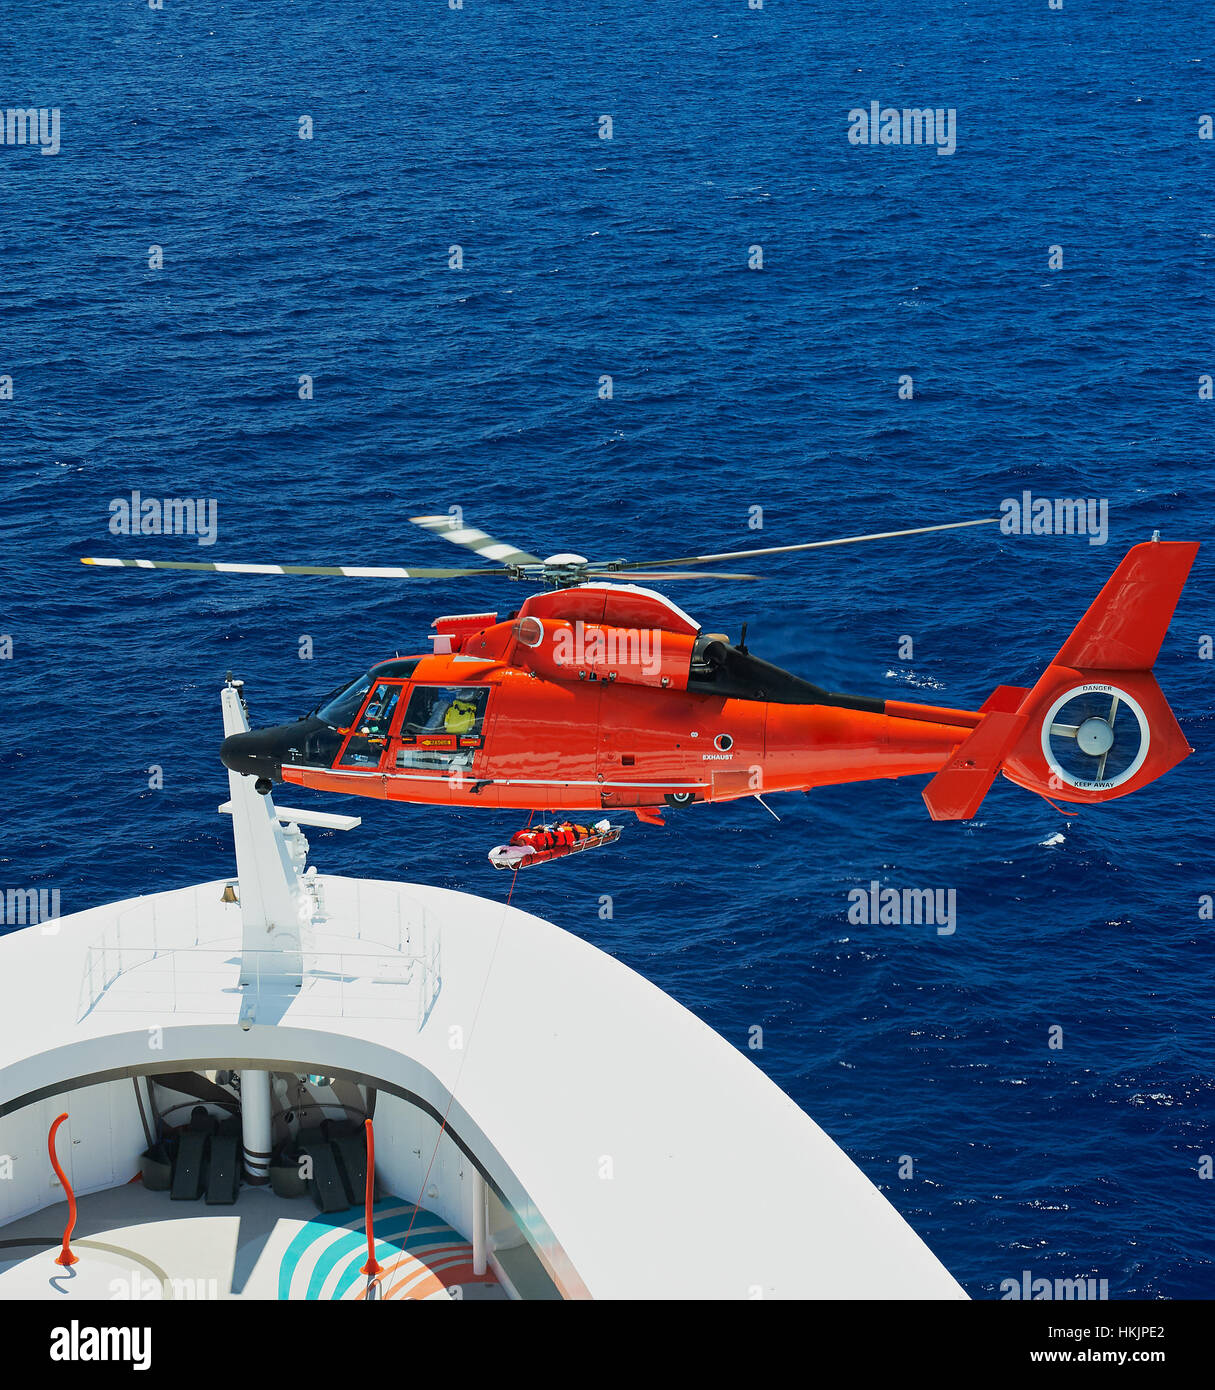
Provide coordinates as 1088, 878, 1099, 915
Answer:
349, 881, 427, 955
77, 883, 441, 1026
77, 885, 218, 1019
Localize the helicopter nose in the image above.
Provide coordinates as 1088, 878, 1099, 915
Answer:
220, 727, 289, 782
220, 716, 343, 782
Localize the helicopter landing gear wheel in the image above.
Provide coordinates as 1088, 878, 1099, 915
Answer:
664, 791, 695, 808
254, 777, 273, 796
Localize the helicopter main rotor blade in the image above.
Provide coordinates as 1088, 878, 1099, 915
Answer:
410, 514, 543, 568
583, 569, 760, 581
81, 557, 503, 578
591, 517, 1000, 571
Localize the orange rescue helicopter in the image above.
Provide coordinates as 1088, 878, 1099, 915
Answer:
84, 516, 1199, 863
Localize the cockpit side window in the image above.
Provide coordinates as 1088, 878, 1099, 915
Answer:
360, 684, 401, 738
335, 682, 404, 769
396, 685, 490, 772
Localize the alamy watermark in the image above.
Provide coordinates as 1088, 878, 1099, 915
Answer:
848, 102, 956, 156
108, 491, 218, 547
2, 887, 60, 928
847, 880, 957, 936
1000, 491, 1108, 545
49, 1322, 151, 1370
1001, 1270, 1109, 1300
110, 1272, 219, 1300
550, 621, 662, 679
1, 107, 59, 155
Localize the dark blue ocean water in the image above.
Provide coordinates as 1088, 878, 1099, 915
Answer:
1, 1, 1212, 1298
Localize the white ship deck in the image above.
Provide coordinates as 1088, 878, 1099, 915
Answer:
0, 1183, 506, 1300
0, 870, 963, 1299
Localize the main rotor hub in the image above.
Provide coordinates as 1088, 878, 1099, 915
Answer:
538, 552, 591, 588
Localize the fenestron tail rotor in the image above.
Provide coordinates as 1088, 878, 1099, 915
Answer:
81, 513, 998, 588
1044, 686, 1150, 790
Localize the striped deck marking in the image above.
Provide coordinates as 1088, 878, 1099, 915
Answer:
411, 514, 543, 568
279, 1200, 436, 1300
367, 1247, 486, 1301
278, 1197, 498, 1300
308, 1209, 449, 1301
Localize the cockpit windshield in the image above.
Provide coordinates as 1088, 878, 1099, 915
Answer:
315, 673, 375, 729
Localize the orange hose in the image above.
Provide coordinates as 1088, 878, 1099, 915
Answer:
360, 1118, 381, 1278
47, 1113, 78, 1267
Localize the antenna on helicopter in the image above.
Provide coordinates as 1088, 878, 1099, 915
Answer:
738, 623, 749, 654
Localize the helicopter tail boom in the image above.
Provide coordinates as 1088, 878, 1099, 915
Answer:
922, 539, 1198, 820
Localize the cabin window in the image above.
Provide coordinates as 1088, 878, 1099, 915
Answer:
396, 685, 490, 772
336, 682, 403, 768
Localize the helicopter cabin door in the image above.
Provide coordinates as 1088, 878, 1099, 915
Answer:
389, 681, 495, 794
332, 680, 407, 781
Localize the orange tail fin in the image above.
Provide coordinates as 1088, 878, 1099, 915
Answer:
923, 539, 1198, 820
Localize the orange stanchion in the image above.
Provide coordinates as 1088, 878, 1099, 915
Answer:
47, 1113, 79, 1267
360, 1117, 381, 1278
